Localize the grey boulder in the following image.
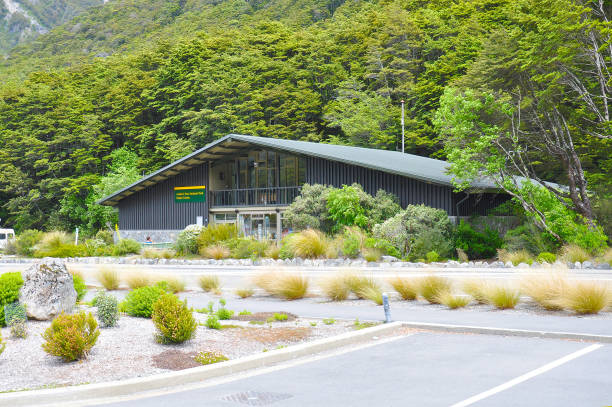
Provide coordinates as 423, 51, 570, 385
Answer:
19, 258, 77, 320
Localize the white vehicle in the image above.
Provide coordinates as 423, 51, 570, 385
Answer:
0, 228, 15, 250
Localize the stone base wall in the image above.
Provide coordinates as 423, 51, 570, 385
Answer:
115, 230, 181, 244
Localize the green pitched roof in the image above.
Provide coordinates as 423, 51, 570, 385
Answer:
98, 134, 496, 206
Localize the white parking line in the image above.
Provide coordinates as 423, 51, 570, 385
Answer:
449, 343, 603, 407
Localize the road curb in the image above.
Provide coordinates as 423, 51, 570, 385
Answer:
1, 322, 403, 407
400, 321, 612, 343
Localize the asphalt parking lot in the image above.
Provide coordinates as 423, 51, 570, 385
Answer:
101, 331, 611, 407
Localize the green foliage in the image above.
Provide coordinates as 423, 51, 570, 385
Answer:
228, 238, 270, 259
322, 318, 335, 325
205, 315, 221, 330
195, 350, 228, 365
0, 330, 5, 356
72, 274, 87, 301
425, 251, 440, 263
455, 220, 503, 260
363, 237, 400, 259
15, 230, 43, 256
175, 225, 203, 255
215, 307, 234, 320
341, 233, 361, 259
95, 230, 114, 246
4, 302, 26, 331
96, 292, 119, 327
0, 272, 23, 327
503, 222, 556, 255
112, 239, 141, 256
197, 223, 239, 250
123, 286, 165, 318
416, 276, 451, 304
273, 313, 288, 321
199, 275, 221, 293
327, 184, 369, 231
497, 249, 534, 266
152, 294, 197, 344
42, 312, 100, 362
283, 184, 333, 232
536, 252, 557, 264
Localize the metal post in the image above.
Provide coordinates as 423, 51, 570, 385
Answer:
382, 292, 392, 323
75, 227, 79, 245
401, 100, 405, 153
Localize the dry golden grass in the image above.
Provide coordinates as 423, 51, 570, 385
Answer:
264, 245, 280, 259
319, 275, 351, 301
462, 279, 489, 304
456, 248, 469, 263
520, 273, 568, 310
416, 276, 452, 304
344, 274, 381, 300
598, 247, 612, 265
253, 272, 309, 300
201, 245, 230, 260
484, 284, 521, 309
124, 272, 151, 289
363, 248, 382, 262
96, 266, 120, 290
290, 229, 327, 259
199, 275, 221, 293
558, 281, 610, 314
357, 285, 383, 305
155, 275, 186, 293
436, 291, 471, 309
235, 288, 254, 298
559, 244, 591, 263
497, 249, 534, 266
388, 277, 418, 301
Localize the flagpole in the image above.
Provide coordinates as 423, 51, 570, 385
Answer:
401, 99, 405, 153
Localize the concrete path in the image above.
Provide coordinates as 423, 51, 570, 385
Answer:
99, 332, 611, 407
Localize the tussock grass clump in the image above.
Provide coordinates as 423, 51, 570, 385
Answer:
497, 249, 534, 266
416, 276, 451, 304
162, 277, 186, 293
319, 275, 351, 301
253, 272, 309, 300
235, 288, 254, 298
559, 244, 590, 263
388, 277, 418, 301
436, 291, 471, 309
363, 248, 382, 262
598, 247, 612, 265
484, 284, 521, 309
344, 274, 381, 299
201, 245, 230, 260
462, 279, 489, 304
558, 281, 610, 314
264, 245, 281, 259
125, 272, 151, 289
199, 275, 221, 293
520, 273, 567, 310
38, 231, 72, 252
97, 267, 120, 290
289, 229, 327, 259
357, 285, 383, 305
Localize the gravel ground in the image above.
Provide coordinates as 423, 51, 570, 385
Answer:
0, 307, 353, 393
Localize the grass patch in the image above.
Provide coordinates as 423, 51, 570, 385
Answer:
195, 351, 228, 365
157, 277, 185, 293
520, 273, 567, 310
559, 244, 591, 263
436, 291, 471, 309
353, 318, 378, 330
199, 275, 221, 293
497, 249, 534, 266
124, 272, 151, 289
558, 281, 610, 314
235, 288, 254, 298
388, 277, 418, 300
598, 247, 612, 265
484, 284, 521, 309
201, 245, 230, 260
416, 276, 451, 304
97, 266, 120, 290
319, 274, 351, 301
289, 229, 327, 258
322, 318, 335, 325
249, 320, 265, 325
253, 272, 309, 300
462, 279, 489, 304
356, 285, 383, 305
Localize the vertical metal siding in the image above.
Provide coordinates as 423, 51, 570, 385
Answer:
118, 164, 209, 230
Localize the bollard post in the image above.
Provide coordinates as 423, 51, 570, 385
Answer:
382, 292, 392, 323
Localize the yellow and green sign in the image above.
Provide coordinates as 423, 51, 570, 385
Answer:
174, 186, 206, 203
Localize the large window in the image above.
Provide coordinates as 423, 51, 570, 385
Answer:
229, 150, 305, 189
279, 153, 306, 187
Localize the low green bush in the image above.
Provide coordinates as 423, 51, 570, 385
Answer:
123, 286, 166, 318
96, 293, 119, 327
341, 234, 361, 258
0, 272, 23, 326
504, 222, 556, 255
195, 350, 228, 365
72, 274, 87, 301
42, 312, 100, 362
175, 225, 203, 255
425, 251, 440, 263
363, 237, 400, 259
205, 315, 221, 329
455, 220, 503, 259
15, 229, 43, 256
112, 239, 141, 256
197, 223, 239, 250
0, 331, 5, 355
536, 252, 557, 264
152, 294, 197, 343
229, 238, 269, 259
95, 230, 114, 246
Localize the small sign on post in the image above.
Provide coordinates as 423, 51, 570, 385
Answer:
174, 186, 206, 203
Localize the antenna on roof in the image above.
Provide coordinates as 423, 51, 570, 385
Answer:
401, 100, 405, 153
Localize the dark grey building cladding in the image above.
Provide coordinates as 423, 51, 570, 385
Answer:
118, 165, 208, 230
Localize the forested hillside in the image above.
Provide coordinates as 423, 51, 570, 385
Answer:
0, 0, 610, 240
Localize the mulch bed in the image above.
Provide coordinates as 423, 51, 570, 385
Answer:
151, 350, 200, 370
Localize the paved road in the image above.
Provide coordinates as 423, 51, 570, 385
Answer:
99, 332, 611, 407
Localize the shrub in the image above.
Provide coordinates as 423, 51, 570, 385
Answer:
125, 272, 151, 289
205, 315, 221, 329
462, 279, 488, 304
497, 249, 534, 266
5, 302, 27, 338
158, 277, 185, 293
34, 231, 72, 256
235, 288, 254, 298
558, 281, 610, 314
278, 235, 296, 259
342, 234, 361, 258
289, 229, 327, 259
363, 248, 382, 262
415, 276, 452, 304
520, 273, 567, 311
175, 224, 203, 255
195, 350, 228, 365
436, 291, 471, 309
152, 294, 197, 343
42, 312, 100, 362
264, 245, 280, 259
373, 205, 453, 259
15, 229, 44, 256
72, 273, 87, 301
484, 285, 521, 309
320, 275, 351, 301
10, 320, 27, 339
97, 267, 120, 290
123, 286, 166, 317
559, 244, 591, 263
96, 293, 119, 327
273, 313, 288, 321
327, 184, 370, 231
358, 285, 383, 305
0, 331, 5, 356
253, 272, 309, 300
199, 275, 221, 293
216, 307, 234, 320
229, 238, 269, 259
504, 222, 556, 255
455, 220, 503, 260
425, 251, 440, 263
197, 223, 239, 251
202, 244, 230, 259
0, 272, 23, 326
456, 248, 469, 263
112, 239, 141, 256
536, 252, 557, 264
599, 247, 612, 265
369, 190, 402, 228
283, 184, 333, 232
95, 230, 114, 246
364, 237, 401, 258
388, 277, 418, 300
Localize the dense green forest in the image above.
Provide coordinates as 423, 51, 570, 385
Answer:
0, 0, 610, 240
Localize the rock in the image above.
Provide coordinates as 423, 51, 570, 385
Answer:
517, 262, 530, 269
381, 255, 399, 262
582, 261, 593, 269
505, 261, 514, 268
19, 258, 77, 320
595, 263, 611, 270
574, 261, 582, 269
